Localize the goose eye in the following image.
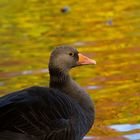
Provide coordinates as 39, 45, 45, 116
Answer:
69, 52, 74, 57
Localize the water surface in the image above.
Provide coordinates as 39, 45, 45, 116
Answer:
0, 0, 140, 139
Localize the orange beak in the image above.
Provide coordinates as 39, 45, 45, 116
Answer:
77, 53, 96, 65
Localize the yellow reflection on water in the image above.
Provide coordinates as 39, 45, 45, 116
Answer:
0, 0, 140, 139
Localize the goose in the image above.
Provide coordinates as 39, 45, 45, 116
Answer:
0, 46, 96, 140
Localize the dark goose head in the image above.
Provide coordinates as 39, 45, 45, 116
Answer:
49, 46, 96, 74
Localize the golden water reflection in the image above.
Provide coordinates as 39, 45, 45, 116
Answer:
0, 0, 140, 139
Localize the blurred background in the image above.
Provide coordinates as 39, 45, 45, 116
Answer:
0, 0, 140, 139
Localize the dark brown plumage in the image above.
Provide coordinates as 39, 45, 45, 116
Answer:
0, 46, 96, 140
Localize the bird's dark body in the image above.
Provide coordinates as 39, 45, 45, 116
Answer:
0, 86, 92, 140
0, 46, 95, 140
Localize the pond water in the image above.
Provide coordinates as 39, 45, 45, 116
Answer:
0, 0, 140, 139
